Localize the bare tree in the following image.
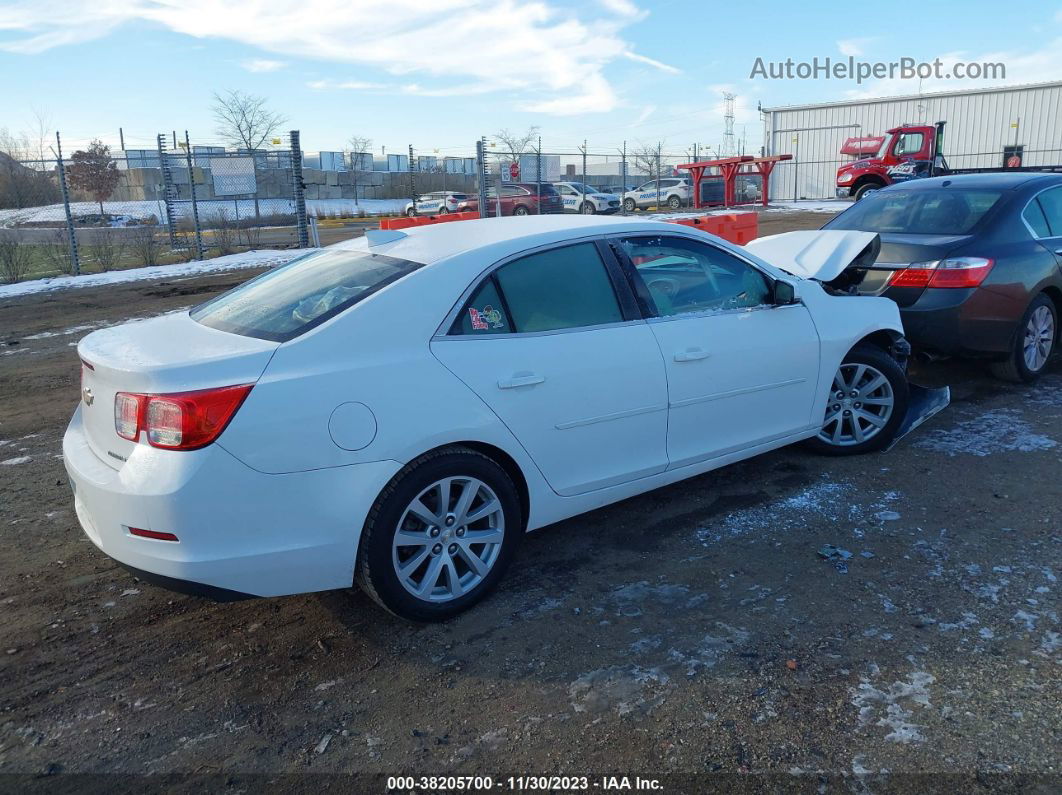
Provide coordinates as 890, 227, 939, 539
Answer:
211, 90, 287, 151
347, 134, 372, 203
67, 140, 120, 224
631, 142, 664, 182
494, 126, 540, 175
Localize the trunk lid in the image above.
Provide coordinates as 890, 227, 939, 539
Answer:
855, 232, 973, 305
744, 230, 881, 282
77, 311, 278, 469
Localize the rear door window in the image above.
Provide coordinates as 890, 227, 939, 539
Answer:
191, 249, 421, 342
451, 243, 623, 334
1024, 199, 1052, 238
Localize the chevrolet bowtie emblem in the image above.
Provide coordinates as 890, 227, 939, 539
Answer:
82, 387, 94, 406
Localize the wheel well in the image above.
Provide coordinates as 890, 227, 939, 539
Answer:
855, 329, 901, 352
1040, 286, 1062, 338
854, 175, 886, 189
434, 441, 530, 530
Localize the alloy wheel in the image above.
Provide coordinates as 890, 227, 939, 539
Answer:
391, 476, 505, 603
817, 363, 895, 447
1023, 305, 1055, 372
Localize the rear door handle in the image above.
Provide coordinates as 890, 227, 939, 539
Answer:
498, 372, 546, 389
674, 348, 710, 362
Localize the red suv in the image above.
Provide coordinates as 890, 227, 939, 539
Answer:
456, 183, 563, 216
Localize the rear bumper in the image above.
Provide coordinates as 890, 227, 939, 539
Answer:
897, 287, 1024, 357
64, 406, 402, 598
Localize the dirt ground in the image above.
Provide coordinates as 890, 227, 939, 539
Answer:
0, 211, 1058, 792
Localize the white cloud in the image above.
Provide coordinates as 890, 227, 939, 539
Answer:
622, 50, 681, 74
241, 58, 286, 72
837, 38, 875, 57
307, 79, 387, 91
0, 0, 653, 115
633, 104, 655, 125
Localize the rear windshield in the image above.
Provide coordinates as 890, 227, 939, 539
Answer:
190, 249, 421, 342
827, 189, 1003, 235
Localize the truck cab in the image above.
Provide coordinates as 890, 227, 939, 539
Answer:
837, 124, 938, 200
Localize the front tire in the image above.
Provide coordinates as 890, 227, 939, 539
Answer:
623, 198, 636, 213
806, 344, 909, 456
853, 183, 881, 201
356, 447, 522, 621
580, 201, 596, 215
990, 294, 1057, 383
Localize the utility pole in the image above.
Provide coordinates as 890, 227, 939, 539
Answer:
119, 127, 125, 152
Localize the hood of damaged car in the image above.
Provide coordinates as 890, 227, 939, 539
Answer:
744, 230, 881, 282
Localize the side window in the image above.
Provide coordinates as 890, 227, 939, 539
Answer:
1035, 187, 1062, 236
451, 276, 511, 335
452, 243, 622, 335
894, 132, 924, 157
618, 236, 772, 316
1024, 199, 1051, 238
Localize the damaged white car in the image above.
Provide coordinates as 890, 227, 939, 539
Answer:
65, 216, 947, 620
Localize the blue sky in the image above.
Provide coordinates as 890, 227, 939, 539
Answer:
2, 0, 1061, 157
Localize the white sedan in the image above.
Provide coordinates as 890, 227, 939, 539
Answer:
554, 181, 621, 214
65, 216, 941, 620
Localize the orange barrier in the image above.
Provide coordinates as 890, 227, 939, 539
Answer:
664, 212, 758, 245
379, 211, 478, 231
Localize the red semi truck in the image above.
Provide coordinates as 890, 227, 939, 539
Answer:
836, 121, 1062, 200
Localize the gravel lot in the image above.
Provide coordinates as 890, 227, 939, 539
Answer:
0, 212, 1058, 791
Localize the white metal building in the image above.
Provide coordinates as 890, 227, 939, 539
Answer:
762, 81, 1062, 201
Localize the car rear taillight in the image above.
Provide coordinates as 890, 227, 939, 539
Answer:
887, 257, 995, 289
113, 384, 252, 450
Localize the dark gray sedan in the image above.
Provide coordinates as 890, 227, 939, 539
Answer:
823, 173, 1062, 381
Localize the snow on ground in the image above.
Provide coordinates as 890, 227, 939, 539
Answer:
0, 198, 407, 227
0, 249, 308, 299
765, 200, 851, 213
647, 199, 849, 221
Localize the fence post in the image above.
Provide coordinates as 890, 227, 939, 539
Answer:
156, 134, 179, 249
408, 144, 417, 206
621, 141, 628, 216
655, 143, 662, 210
536, 136, 542, 215
54, 132, 80, 276
475, 138, 488, 219
183, 131, 204, 260
290, 130, 309, 248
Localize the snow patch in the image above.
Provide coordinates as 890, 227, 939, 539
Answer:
851, 671, 935, 743
914, 409, 1056, 456
0, 456, 31, 466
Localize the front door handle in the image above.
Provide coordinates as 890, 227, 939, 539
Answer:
674, 348, 710, 362
498, 372, 546, 389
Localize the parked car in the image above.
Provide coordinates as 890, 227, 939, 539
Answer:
66, 216, 941, 620
554, 181, 621, 214
403, 191, 468, 217
623, 178, 692, 212
822, 172, 1062, 381
602, 183, 638, 195
455, 183, 563, 216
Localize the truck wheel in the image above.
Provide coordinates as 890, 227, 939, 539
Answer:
853, 183, 881, 201
805, 344, 909, 456
623, 198, 636, 213
356, 446, 522, 621
990, 294, 1057, 383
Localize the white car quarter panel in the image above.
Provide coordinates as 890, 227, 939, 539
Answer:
431, 323, 669, 496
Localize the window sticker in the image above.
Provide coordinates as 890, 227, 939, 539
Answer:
468, 305, 504, 330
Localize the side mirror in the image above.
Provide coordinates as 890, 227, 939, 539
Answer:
773, 280, 797, 306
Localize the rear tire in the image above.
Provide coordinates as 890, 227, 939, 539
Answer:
805, 344, 909, 456
405, 207, 417, 217
989, 294, 1057, 383
356, 447, 522, 622
623, 198, 636, 213
667, 194, 682, 209
513, 205, 529, 216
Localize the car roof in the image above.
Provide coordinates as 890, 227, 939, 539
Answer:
337, 215, 691, 265
885, 172, 1062, 192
